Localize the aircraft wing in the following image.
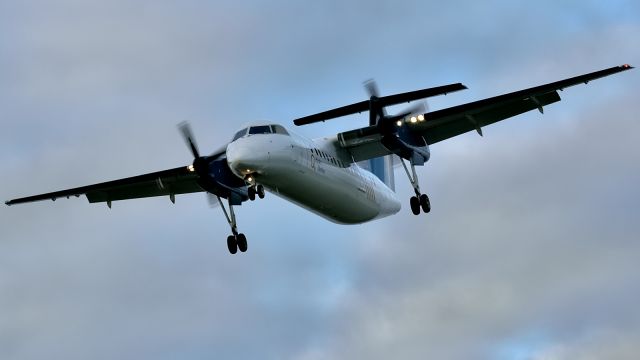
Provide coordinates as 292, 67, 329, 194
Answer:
416, 64, 632, 145
5, 165, 202, 207
331, 64, 633, 162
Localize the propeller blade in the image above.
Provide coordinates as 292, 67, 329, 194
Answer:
363, 79, 380, 98
402, 101, 428, 117
207, 192, 220, 208
364, 79, 387, 124
178, 121, 200, 159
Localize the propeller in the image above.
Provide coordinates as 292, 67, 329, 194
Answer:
178, 121, 222, 207
364, 79, 387, 124
363, 80, 429, 129
395, 101, 428, 119
179, 121, 200, 159
207, 192, 220, 208
363, 79, 380, 98
178, 121, 211, 178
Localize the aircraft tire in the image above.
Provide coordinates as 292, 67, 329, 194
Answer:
257, 185, 265, 199
248, 186, 256, 201
410, 196, 421, 215
227, 235, 238, 254
237, 233, 248, 252
420, 194, 431, 213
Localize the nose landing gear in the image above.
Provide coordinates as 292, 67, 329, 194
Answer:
247, 184, 265, 201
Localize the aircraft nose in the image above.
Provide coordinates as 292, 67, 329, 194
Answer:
226, 139, 265, 177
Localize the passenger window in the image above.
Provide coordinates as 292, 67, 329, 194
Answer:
249, 125, 273, 135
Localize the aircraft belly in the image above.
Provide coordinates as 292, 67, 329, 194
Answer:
257, 159, 381, 224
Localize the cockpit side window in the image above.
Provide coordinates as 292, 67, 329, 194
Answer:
232, 128, 248, 141
248, 125, 273, 135
271, 125, 289, 135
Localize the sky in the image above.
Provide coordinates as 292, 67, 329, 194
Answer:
1, 1, 639, 359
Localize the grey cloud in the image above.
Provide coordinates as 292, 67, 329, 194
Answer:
1, 1, 639, 360
530, 329, 640, 360
318, 82, 640, 359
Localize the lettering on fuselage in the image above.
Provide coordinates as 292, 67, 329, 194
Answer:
364, 177, 376, 201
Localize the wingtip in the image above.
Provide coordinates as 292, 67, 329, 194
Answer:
621, 64, 634, 69
5, 201, 12, 206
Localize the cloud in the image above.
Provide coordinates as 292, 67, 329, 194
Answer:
1, 1, 638, 359
315, 71, 640, 359
529, 329, 640, 360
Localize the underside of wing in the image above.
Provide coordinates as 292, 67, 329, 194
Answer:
5, 165, 202, 206
419, 91, 561, 144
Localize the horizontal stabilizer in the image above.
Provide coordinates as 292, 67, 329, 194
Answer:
294, 83, 467, 126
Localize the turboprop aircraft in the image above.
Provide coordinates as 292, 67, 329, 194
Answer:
5, 64, 633, 254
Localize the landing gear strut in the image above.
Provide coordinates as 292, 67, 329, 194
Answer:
400, 158, 431, 215
217, 196, 248, 254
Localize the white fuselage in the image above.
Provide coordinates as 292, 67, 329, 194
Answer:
225, 128, 401, 224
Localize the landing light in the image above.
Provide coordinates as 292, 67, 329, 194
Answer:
417, 114, 425, 121
247, 176, 253, 183
410, 116, 417, 123
187, 165, 195, 172
396, 120, 402, 127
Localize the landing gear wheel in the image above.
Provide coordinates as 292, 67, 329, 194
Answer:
257, 185, 265, 199
248, 186, 256, 201
420, 194, 431, 213
237, 233, 248, 252
410, 196, 421, 215
227, 235, 238, 254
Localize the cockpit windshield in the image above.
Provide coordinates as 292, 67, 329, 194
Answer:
232, 124, 289, 141
232, 128, 248, 141
271, 124, 289, 135
248, 125, 272, 135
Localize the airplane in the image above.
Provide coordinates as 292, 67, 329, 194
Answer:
5, 64, 633, 254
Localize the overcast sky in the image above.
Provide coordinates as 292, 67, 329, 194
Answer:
1, 1, 639, 359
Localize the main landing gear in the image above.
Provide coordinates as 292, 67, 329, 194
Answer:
216, 196, 248, 254
400, 158, 431, 215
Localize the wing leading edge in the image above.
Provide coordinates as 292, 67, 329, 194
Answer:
5, 165, 202, 207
